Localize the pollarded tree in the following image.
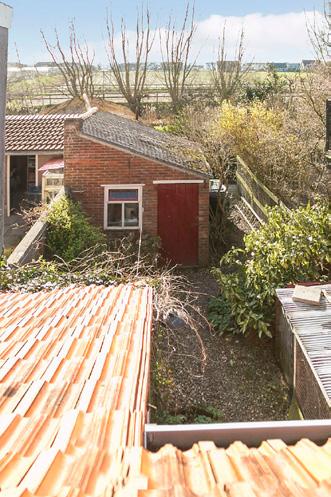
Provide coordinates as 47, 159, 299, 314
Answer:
106, 7, 154, 119
211, 25, 251, 103
159, 2, 197, 112
306, 2, 331, 63
41, 21, 95, 99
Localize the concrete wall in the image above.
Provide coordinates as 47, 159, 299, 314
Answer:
0, 3, 12, 251
7, 187, 65, 266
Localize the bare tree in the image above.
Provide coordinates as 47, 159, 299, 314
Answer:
300, 3, 331, 126
7, 45, 35, 113
211, 25, 250, 103
106, 8, 154, 119
159, 3, 197, 112
306, 2, 331, 62
41, 21, 95, 99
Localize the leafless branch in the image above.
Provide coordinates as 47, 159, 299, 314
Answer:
106, 7, 155, 119
306, 3, 331, 63
211, 25, 250, 103
41, 21, 95, 99
6, 45, 45, 114
159, 2, 197, 112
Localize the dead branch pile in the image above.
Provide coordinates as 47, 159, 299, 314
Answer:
1, 242, 207, 362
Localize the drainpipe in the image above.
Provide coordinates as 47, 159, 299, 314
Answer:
0, 2, 12, 254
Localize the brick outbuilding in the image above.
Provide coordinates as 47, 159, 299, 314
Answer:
4, 114, 67, 214
64, 110, 210, 266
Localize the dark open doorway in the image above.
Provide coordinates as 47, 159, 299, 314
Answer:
9, 155, 36, 212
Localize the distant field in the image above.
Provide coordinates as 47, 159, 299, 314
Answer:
96, 69, 300, 86
7, 68, 302, 110
8, 68, 301, 91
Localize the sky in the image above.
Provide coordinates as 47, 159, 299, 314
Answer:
7, 0, 325, 64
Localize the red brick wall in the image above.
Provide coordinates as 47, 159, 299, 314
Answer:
64, 119, 209, 265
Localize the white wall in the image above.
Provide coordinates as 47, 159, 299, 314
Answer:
0, 3, 12, 249
0, 3, 12, 29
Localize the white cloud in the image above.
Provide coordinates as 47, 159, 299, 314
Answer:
15, 10, 323, 65
98, 10, 323, 65
193, 11, 323, 63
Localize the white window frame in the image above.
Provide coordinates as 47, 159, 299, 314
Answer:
103, 184, 143, 230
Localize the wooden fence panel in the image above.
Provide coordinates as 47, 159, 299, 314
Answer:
236, 156, 289, 222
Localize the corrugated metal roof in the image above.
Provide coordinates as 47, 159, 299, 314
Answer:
276, 284, 331, 405
1, 284, 331, 496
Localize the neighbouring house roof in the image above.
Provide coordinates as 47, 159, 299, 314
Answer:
301, 59, 317, 66
38, 157, 64, 171
138, 439, 331, 496
41, 96, 136, 119
81, 111, 209, 175
0, 284, 153, 495
5, 114, 72, 152
1, 284, 331, 495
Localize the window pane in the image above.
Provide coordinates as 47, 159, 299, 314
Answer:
124, 203, 139, 227
109, 189, 138, 202
108, 204, 122, 227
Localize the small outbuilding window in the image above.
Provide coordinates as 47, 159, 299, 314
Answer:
103, 185, 143, 230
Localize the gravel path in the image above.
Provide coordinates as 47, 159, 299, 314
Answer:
151, 204, 290, 424
151, 268, 289, 423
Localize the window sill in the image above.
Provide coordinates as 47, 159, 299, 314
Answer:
104, 226, 141, 231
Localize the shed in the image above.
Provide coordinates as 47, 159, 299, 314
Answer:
4, 114, 68, 213
4, 101, 135, 215
64, 110, 210, 266
275, 285, 331, 419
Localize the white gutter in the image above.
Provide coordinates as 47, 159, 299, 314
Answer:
0, 2, 12, 29
145, 419, 331, 450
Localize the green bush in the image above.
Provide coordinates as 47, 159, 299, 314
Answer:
240, 67, 290, 103
153, 405, 224, 425
210, 202, 331, 337
46, 196, 106, 262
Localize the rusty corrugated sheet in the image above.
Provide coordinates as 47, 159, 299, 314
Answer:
276, 284, 331, 413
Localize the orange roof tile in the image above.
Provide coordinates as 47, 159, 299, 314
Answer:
5, 114, 73, 152
127, 441, 331, 496
1, 284, 331, 497
0, 284, 153, 496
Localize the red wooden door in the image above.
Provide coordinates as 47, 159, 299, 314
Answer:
157, 184, 199, 265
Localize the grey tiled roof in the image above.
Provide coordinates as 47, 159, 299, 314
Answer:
81, 112, 208, 175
